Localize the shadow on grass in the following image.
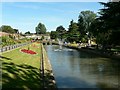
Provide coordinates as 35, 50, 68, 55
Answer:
2, 61, 41, 89
2, 61, 57, 89
0, 56, 12, 60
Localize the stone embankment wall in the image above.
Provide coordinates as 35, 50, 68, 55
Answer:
41, 44, 57, 88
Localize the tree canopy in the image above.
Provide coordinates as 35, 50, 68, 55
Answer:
89, 2, 120, 47
98, 2, 120, 45
67, 20, 80, 42
25, 31, 31, 35
56, 25, 66, 34
14, 29, 19, 34
56, 25, 66, 40
35, 23, 47, 34
0, 25, 15, 34
78, 10, 97, 38
50, 31, 58, 39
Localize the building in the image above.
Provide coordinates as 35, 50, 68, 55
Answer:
25, 34, 50, 41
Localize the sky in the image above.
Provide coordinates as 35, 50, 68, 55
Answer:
1, 2, 106, 33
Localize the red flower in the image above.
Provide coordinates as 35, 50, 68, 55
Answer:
21, 49, 37, 55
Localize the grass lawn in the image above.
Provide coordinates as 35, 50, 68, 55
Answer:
1, 42, 42, 89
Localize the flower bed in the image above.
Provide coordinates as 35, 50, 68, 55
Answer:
21, 49, 37, 55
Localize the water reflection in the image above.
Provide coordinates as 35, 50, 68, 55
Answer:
45, 45, 120, 89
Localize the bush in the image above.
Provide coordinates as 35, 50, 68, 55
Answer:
1, 36, 32, 47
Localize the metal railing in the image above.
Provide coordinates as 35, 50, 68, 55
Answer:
0, 42, 32, 52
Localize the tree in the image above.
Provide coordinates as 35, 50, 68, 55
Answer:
0, 25, 15, 33
56, 25, 66, 40
88, 2, 120, 48
35, 23, 47, 34
50, 31, 58, 39
67, 20, 80, 43
14, 29, 19, 34
78, 10, 97, 41
25, 31, 31, 35
88, 2, 120, 50
56, 25, 66, 33
97, 2, 120, 46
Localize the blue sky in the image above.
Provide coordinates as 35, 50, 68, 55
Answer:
2, 2, 105, 33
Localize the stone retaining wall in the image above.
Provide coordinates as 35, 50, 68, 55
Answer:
41, 44, 57, 88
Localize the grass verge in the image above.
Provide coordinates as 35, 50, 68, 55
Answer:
1, 42, 42, 89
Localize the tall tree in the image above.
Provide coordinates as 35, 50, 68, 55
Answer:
88, 2, 120, 49
67, 20, 79, 43
78, 10, 97, 40
97, 2, 120, 46
35, 23, 47, 34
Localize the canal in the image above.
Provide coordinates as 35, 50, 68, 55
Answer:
45, 45, 120, 89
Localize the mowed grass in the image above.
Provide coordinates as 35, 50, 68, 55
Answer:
1, 42, 42, 89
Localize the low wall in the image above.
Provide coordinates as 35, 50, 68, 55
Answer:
40, 44, 57, 88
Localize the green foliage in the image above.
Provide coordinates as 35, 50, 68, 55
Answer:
35, 23, 46, 34
1, 36, 31, 47
14, 29, 19, 34
1, 36, 16, 46
56, 25, 66, 39
50, 31, 58, 39
89, 2, 120, 48
25, 31, 31, 35
1, 25, 15, 33
68, 20, 79, 33
78, 10, 97, 41
78, 11, 96, 31
67, 20, 80, 43
56, 25, 66, 33
0, 25, 19, 34
41, 36, 44, 40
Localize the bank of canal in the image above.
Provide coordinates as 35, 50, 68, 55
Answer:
45, 45, 120, 89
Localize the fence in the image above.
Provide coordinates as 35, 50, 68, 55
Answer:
0, 42, 32, 52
